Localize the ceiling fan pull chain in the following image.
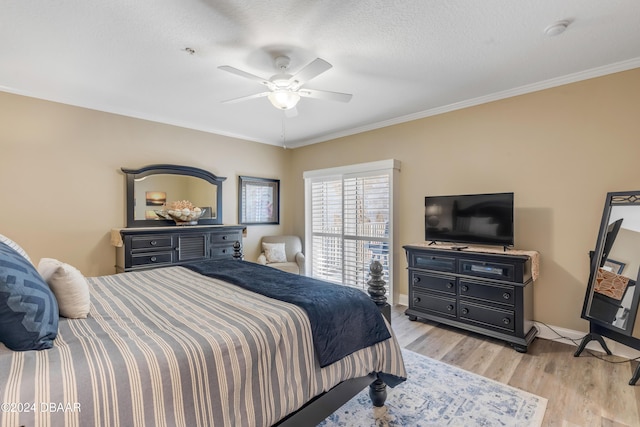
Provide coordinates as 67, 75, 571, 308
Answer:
281, 116, 287, 149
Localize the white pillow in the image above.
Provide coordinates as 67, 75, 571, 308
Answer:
38, 258, 91, 319
262, 242, 287, 263
0, 233, 33, 264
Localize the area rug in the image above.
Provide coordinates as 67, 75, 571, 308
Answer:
319, 349, 547, 427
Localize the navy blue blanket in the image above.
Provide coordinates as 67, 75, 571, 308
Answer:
184, 259, 391, 367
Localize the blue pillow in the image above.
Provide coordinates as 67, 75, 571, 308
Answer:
0, 241, 59, 350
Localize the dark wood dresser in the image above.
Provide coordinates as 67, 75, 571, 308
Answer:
404, 244, 538, 352
112, 225, 244, 273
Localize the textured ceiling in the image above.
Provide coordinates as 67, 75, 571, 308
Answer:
1, 1, 639, 148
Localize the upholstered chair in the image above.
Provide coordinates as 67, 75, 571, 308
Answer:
257, 235, 305, 275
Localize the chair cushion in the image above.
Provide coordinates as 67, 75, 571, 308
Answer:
262, 242, 287, 263
261, 236, 302, 261
38, 258, 91, 319
0, 242, 59, 351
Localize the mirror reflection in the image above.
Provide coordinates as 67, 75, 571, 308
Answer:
587, 200, 640, 337
133, 174, 217, 221
122, 164, 225, 228
579, 191, 640, 385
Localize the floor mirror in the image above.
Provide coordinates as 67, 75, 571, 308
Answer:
576, 190, 640, 385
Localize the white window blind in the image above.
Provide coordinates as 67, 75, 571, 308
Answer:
343, 174, 390, 288
304, 160, 399, 303
242, 185, 272, 222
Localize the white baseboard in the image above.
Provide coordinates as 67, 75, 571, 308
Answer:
533, 322, 640, 360
396, 293, 640, 359
397, 293, 408, 307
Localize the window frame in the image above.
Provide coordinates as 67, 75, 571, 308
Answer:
303, 159, 400, 303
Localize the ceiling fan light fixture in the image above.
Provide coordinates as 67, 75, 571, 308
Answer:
268, 90, 300, 110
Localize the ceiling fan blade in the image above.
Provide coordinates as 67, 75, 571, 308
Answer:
289, 58, 332, 86
218, 65, 270, 86
221, 92, 270, 104
299, 88, 352, 103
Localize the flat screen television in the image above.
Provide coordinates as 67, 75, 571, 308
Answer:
425, 192, 514, 247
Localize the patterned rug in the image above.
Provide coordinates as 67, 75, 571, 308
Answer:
319, 349, 547, 427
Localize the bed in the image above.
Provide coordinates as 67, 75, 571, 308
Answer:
0, 239, 406, 427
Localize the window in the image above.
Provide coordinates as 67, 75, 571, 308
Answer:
304, 159, 399, 303
238, 176, 280, 224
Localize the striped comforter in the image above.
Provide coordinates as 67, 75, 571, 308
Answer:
0, 266, 406, 427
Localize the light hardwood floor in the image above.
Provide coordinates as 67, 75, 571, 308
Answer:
389, 305, 640, 427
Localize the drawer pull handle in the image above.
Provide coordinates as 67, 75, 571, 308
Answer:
413, 297, 421, 304
503, 318, 511, 325
150, 256, 157, 262
150, 240, 157, 246
222, 235, 228, 240
448, 305, 455, 311
446, 282, 453, 289
413, 277, 421, 283
461, 285, 469, 292
461, 308, 469, 315
503, 292, 511, 300
222, 249, 227, 253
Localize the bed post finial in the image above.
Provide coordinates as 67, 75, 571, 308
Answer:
367, 260, 386, 304
232, 241, 243, 260
367, 260, 390, 322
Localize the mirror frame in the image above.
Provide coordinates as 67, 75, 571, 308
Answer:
122, 164, 226, 227
581, 190, 640, 336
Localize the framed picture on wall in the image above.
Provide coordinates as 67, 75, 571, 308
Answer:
238, 176, 280, 225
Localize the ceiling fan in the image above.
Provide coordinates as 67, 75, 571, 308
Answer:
218, 56, 352, 116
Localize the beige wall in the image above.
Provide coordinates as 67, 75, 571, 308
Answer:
289, 68, 640, 332
0, 92, 293, 276
2, 68, 639, 334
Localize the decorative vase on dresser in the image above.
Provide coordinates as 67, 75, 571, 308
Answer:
404, 243, 540, 352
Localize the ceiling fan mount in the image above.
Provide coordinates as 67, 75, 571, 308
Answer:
266, 56, 296, 89
273, 55, 291, 71
219, 55, 352, 115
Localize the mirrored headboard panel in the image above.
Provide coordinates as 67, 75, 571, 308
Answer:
122, 164, 225, 227
582, 191, 640, 338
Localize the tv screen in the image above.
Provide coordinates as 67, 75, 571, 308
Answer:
425, 192, 514, 247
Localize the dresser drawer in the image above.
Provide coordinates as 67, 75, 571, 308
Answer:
131, 235, 173, 250
411, 271, 456, 295
411, 252, 456, 272
459, 258, 514, 281
210, 244, 235, 259
459, 301, 515, 333
131, 251, 173, 267
459, 280, 515, 306
411, 291, 457, 318
210, 231, 241, 245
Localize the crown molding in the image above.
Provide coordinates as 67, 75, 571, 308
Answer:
289, 57, 640, 148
